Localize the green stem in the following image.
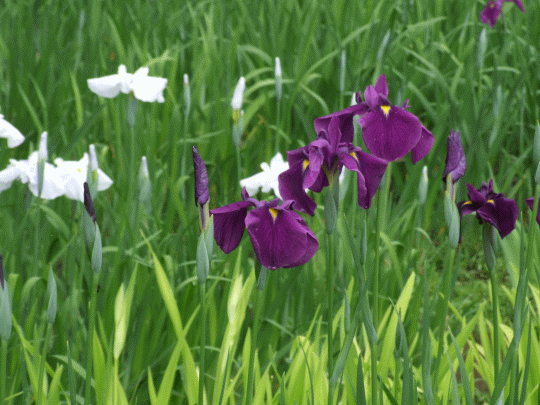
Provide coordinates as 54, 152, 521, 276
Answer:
37, 322, 53, 404
326, 229, 335, 405
490, 260, 500, 379
275, 98, 281, 154
199, 281, 206, 405
84, 272, 99, 405
245, 268, 264, 404
1, 338, 7, 405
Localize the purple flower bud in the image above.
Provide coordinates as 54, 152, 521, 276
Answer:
83, 182, 96, 223
443, 130, 466, 184
192, 146, 209, 207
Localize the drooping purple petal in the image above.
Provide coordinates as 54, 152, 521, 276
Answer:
506, 0, 525, 12
358, 105, 422, 162
458, 180, 517, 238
245, 201, 318, 269
193, 146, 209, 207
411, 125, 435, 165
442, 130, 466, 183
480, 0, 503, 27
210, 199, 254, 253
339, 147, 387, 209
278, 161, 318, 216
476, 196, 518, 238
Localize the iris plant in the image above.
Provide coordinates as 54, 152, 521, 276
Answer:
278, 115, 387, 215
480, 0, 525, 27
87, 64, 168, 103
457, 179, 518, 238
210, 188, 318, 270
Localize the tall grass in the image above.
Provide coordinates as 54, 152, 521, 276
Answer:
1, 0, 539, 403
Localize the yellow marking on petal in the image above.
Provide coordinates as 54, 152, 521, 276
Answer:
350, 151, 358, 162
381, 105, 391, 117
269, 208, 278, 221
463, 200, 472, 205
487, 199, 495, 205
303, 159, 310, 171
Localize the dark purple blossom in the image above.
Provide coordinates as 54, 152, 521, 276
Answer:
480, 0, 525, 27
193, 146, 209, 207
278, 116, 387, 215
525, 197, 540, 226
357, 75, 434, 163
457, 179, 518, 238
210, 188, 318, 270
443, 130, 466, 184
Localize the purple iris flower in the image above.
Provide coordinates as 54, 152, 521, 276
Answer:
480, 0, 525, 27
457, 179, 518, 238
525, 197, 540, 226
357, 75, 434, 164
210, 188, 318, 270
278, 116, 388, 215
442, 130, 466, 184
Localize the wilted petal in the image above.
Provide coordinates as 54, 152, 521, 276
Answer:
210, 199, 254, 253
442, 130, 466, 183
358, 105, 422, 162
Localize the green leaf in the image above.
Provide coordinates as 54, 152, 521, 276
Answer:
46, 268, 57, 324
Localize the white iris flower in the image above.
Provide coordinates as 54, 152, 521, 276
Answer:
87, 64, 168, 103
240, 152, 289, 199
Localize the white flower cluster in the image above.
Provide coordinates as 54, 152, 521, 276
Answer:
0, 133, 112, 201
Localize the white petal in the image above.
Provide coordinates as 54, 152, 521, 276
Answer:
231, 77, 245, 110
0, 115, 25, 148
87, 74, 123, 98
131, 75, 168, 103
0, 164, 22, 193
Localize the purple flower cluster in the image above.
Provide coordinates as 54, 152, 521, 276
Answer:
279, 74, 433, 215
193, 74, 435, 270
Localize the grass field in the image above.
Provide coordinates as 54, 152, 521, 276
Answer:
1, 0, 540, 403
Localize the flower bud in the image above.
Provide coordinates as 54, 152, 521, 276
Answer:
183, 73, 191, 117
0, 255, 12, 341
275, 58, 282, 103
231, 77, 245, 111
339, 50, 346, 93
418, 165, 428, 205
138, 156, 152, 215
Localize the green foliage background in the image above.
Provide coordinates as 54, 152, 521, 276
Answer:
1, 0, 539, 403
